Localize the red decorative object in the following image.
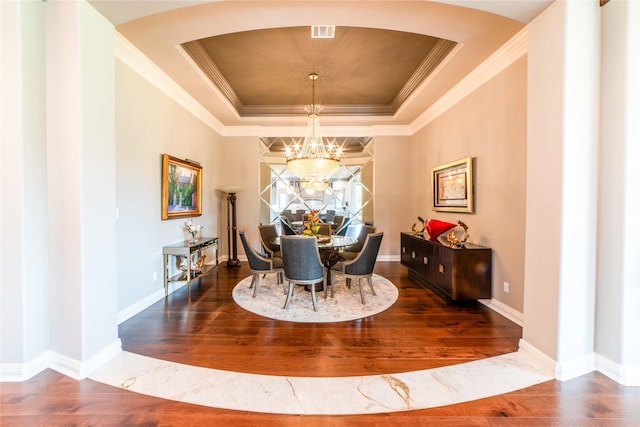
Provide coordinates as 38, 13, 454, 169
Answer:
425, 219, 457, 240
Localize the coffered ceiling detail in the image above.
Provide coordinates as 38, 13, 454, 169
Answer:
182, 27, 457, 117
90, 0, 553, 128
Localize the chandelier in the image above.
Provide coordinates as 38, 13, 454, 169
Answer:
285, 73, 341, 193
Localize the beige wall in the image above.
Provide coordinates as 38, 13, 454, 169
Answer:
218, 136, 261, 255
373, 136, 413, 257
410, 57, 528, 312
115, 60, 224, 310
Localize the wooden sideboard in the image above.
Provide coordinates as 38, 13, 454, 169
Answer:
400, 232, 492, 301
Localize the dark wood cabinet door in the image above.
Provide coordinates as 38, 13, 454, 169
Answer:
400, 232, 492, 302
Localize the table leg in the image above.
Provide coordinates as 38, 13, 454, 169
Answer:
186, 254, 191, 299
164, 254, 169, 296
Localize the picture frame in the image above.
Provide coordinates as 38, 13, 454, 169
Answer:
432, 156, 473, 213
161, 154, 202, 220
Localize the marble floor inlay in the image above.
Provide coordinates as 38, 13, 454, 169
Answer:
90, 351, 554, 415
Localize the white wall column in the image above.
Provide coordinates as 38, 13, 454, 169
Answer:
596, 0, 640, 386
44, 0, 120, 379
0, 0, 51, 380
522, 0, 601, 380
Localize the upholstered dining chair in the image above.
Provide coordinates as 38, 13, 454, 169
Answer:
332, 232, 384, 304
280, 236, 327, 312
239, 231, 285, 297
331, 215, 344, 234
340, 225, 377, 260
316, 222, 332, 236
280, 218, 298, 235
258, 224, 281, 258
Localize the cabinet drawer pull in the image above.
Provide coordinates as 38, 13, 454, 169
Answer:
438, 264, 445, 273
402, 246, 406, 254
423, 256, 429, 265
411, 251, 416, 259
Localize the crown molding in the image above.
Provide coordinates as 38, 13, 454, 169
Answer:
114, 31, 225, 135
410, 27, 528, 134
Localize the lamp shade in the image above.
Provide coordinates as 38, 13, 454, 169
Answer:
217, 186, 243, 194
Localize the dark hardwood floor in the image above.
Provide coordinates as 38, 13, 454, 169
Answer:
2, 261, 638, 426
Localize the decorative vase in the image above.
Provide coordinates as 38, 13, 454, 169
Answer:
189, 232, 198, 242
425, 219, 457, 241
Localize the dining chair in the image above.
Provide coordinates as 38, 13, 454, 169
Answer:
258, 224, 281, 258
331, 215, 344, 234
239, 231, 285, 297
294, 209, 306, 222
331, 232, 383, 304
280, 236, 327, 311
280, 218, 298, 235
340, 225, 377, 260
316, 222, 332, 236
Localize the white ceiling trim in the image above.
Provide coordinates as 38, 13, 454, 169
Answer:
115, 27, 526, 139
115, 31, 413, 138
409, 27, 528, 134
114, 31, 225, 134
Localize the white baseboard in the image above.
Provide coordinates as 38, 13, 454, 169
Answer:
595, 353, 640, 386
478, 298, 523, 326
518, 339, 599, 381
49, 339, 122, 380
0, 351, 49, 382
1, 339, 122, 382
555, 352, 596, 381
118, 263, 224, 324
118, 287, 167, 324
518, 339, 558, 375
377, 255, 400, 262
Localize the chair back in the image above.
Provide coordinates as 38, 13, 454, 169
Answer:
332, 215, 344, 234
294, 209, 306, 222
350, 225, 377, 252
239, 231, 270, 271
344, 232, 384, 276
316, 223, 331, 236
258, 224, 280, 254
280, 236, 324, 281
281, 209, 293, 222
280, 218, 298, 235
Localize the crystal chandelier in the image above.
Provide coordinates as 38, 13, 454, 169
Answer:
286, 73, 341, 192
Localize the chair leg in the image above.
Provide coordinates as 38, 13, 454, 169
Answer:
367, 276, 376, 296
280, 272, 287, 294
311, 282, 318, 311
249, 274, 257, 289
283, 281, 294, 309
252, 273, 261, 298
324, 271, 329, 299
359, 278, 365, 304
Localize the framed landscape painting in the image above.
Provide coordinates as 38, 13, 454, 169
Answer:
161, 154, 202, 220
432, 156, 474, 213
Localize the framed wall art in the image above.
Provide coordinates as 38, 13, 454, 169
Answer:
432, 156, 474, 213
161, 154, 202, 220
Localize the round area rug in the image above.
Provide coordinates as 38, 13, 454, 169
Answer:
232, 273, 398, 323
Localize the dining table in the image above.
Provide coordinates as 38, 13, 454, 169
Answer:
271, 235, 357, 290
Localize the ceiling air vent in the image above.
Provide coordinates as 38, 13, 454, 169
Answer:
311, 25, 335, 39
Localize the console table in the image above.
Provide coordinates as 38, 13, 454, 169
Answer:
400, 232, 492, 301
163, 237, 218, 298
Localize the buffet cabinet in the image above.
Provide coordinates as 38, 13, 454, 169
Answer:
400, 232, 492, 301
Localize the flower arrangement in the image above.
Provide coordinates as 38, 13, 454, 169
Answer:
301, 209, 321, 236
184, 220, 203, 241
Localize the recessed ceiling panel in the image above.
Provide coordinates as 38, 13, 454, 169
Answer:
184, 26, 454, 116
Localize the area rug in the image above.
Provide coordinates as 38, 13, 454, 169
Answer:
231, 273, 399, 323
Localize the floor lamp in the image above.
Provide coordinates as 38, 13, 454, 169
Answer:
219, 186, 242, 267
